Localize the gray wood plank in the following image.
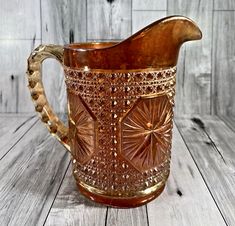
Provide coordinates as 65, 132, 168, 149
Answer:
219, 115, 235, 132
0, 0, 41, 39
44, 164, 107, 226
0, 114, 37, 159
175, 116, 235, 226
106, 206, 148, 226
41, 60, 68, 114
168, 0, 212, 115
214, 0, 235, 10
87, 0, 131, 40
0, 113, 35, 117
41, 0, 87, 113
147, 125, 226, 226
0, 121, 70, 226
41, 0, 87, 44
212, 12, 235, 115
133, 0, 167, 10
0, 40, 40, 113
132, 11, 166, 33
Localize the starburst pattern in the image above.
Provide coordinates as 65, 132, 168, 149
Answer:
121, 95, 173, 172
68, 93, 96, 164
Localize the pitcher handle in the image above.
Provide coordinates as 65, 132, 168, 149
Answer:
27, 44, 70, 152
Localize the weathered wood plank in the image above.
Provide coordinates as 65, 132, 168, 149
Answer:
133, 0, 167, 10
0, 40, 40, 113
41, 0, 87, 44
41, 60, 67, 114
147, 125, 226, 226
219, 115, 235, 132
168, 0, 212, 115
0, 113, 35, 117
175, 116, 235, 226
41, 0, 87, 113
44, 164, 107, 226
212, 12, 235, 115
87, 0, 131, 40
0, 0, 41, 39
106, 206, 148, 226
132, 11, 166, 33
0, 121, 70, 226
214, 0, 235, 10
0, 114, 37, 159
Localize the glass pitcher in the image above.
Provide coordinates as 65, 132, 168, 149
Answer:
27, 16, 202, 207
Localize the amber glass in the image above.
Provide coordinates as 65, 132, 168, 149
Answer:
27, 16, 202, 207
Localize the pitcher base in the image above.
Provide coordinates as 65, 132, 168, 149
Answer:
76, 182, 166, 208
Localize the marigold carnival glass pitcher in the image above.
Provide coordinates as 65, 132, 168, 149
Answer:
27, 16, 202, 207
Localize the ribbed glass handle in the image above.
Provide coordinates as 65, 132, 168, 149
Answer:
27, 44, 70, 152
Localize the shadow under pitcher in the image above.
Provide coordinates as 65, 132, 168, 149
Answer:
27, 16, 201, 207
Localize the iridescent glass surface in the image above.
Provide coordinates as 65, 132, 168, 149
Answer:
27, 16, 202, 207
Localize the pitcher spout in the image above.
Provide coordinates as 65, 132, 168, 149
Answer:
169, 16, 202, 43
64, 16, 202, 70
120, 15, 202, 68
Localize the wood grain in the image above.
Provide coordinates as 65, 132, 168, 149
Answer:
41, 0, 87, 113
219, 115, 235, 132
132, 11, 166, 33
0, 114, 37, 159
44, 164, 107, 226
0, 120, 70, 226
106, 206, 148, 226
214, 0, 235, 10
41, 60, 67, 114
212, 12, 235, 115
132, 0, 167, 10
176, 116, 235, 226
0, 0, 41, 39
0, 40, 40, 113
87, 0, 131, 40
41, 0, 87, 44
168, 0, 212, 115
147, 125, 226, 226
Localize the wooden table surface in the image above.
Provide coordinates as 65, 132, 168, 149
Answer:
0, 114, 234, 226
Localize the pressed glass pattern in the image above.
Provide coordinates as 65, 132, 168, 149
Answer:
68, 94, 96, 164
27, 16, 202, 207
121, 95, 173, 172
65, 67, 175, 201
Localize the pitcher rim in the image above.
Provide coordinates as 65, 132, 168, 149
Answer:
64, 15, 202, 52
